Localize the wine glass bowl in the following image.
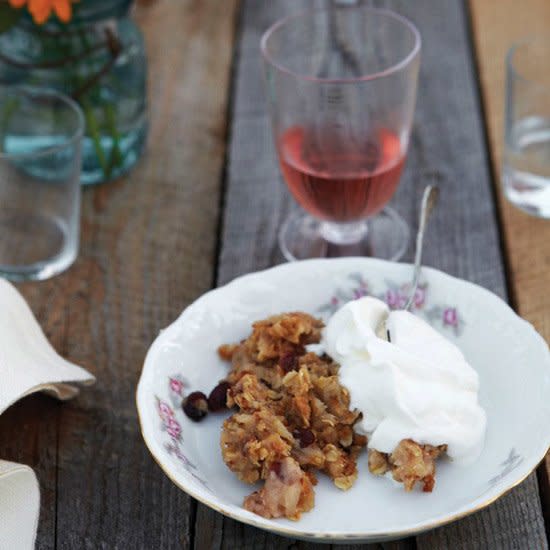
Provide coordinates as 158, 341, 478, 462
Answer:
261, 6, 421, 260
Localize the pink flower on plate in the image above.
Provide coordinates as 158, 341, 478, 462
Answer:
331, 296, 339, 306
386, 289, 407, 310
353, 288, 367, 299
157, 399, 174, 421
166, 416, 181, 440
414, 287, 426, 308
386, 289, 400, 308
443, 307, 459, 327
169, 377, 184, 396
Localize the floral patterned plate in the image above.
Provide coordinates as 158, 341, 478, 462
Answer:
136, 258, 550, 543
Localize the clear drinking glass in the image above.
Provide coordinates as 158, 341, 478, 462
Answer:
0, 87, 83, 281
503, 37, 550, 218
261, 6, 421, 261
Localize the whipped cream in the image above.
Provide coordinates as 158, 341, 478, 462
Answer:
323, 296, 486, 464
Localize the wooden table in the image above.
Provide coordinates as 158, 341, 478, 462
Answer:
1, 0, 548, 548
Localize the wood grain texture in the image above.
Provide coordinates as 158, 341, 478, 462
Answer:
0, 1, 238, 548
202, 0, 548, 548
468, 0, 550, 523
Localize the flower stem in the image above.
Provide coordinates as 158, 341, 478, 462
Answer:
75, 27, 124, 180
71, 55, 117, 102
104, 103, 123, 179
82, 101, 108, 174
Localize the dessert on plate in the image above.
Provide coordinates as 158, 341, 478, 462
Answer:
218, 312, 367, 520
324, 296, 486, 493
183, 297, 486, 521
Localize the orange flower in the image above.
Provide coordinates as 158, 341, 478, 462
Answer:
8, 0, 78, 25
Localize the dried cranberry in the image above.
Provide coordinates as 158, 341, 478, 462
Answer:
208, 381, 231, 412
279, 352, 298, 373
270, 461, 283, 478
293, 428, 315, 448
182, 391, 208, 422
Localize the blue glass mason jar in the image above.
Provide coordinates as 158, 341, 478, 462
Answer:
0, 0, 148, 185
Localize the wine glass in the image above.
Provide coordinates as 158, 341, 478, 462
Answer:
261, 6, 421, 261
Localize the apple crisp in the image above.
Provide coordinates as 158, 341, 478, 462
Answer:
218, 312, 366, 520
368, 440, 447, 492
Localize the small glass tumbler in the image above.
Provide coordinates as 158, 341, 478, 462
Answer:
0, 87, 83, 281
503, 37, 550, 218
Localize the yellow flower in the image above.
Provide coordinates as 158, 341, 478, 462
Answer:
8, 0, 78, 25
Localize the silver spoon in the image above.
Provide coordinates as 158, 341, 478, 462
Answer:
403, 184, 440, 311
384, 185, 440, 341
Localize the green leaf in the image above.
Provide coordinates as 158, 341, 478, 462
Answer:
0, 4, 22, 34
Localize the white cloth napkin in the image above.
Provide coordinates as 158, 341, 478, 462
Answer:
0, 461, 39, 550
0, 279, 95, 549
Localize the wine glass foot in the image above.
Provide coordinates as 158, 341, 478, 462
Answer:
279, 208, 409, 262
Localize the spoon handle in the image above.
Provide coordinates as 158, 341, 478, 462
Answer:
404, 185, 440, 311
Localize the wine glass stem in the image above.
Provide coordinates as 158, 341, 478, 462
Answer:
320, 220, 368, 245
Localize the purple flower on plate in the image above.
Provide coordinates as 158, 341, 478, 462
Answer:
169, 377, 185, 396
386, 289, 407, 310
353, 288, 367, 299
157, 399, 174, 421
414, 287, 426, 308
386, 289, 400, 308
166, 416, 182, 440
443, 307, 458, 327
331, 296, 339, 306
156, 385, 208, 489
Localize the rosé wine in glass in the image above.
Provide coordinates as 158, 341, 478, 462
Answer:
279, 126, 406, 222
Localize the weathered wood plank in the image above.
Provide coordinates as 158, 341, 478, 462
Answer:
194, 1, 411, 549
467, 0, 550, 530
204, 0, 548, 548
0, 1, 238, 548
